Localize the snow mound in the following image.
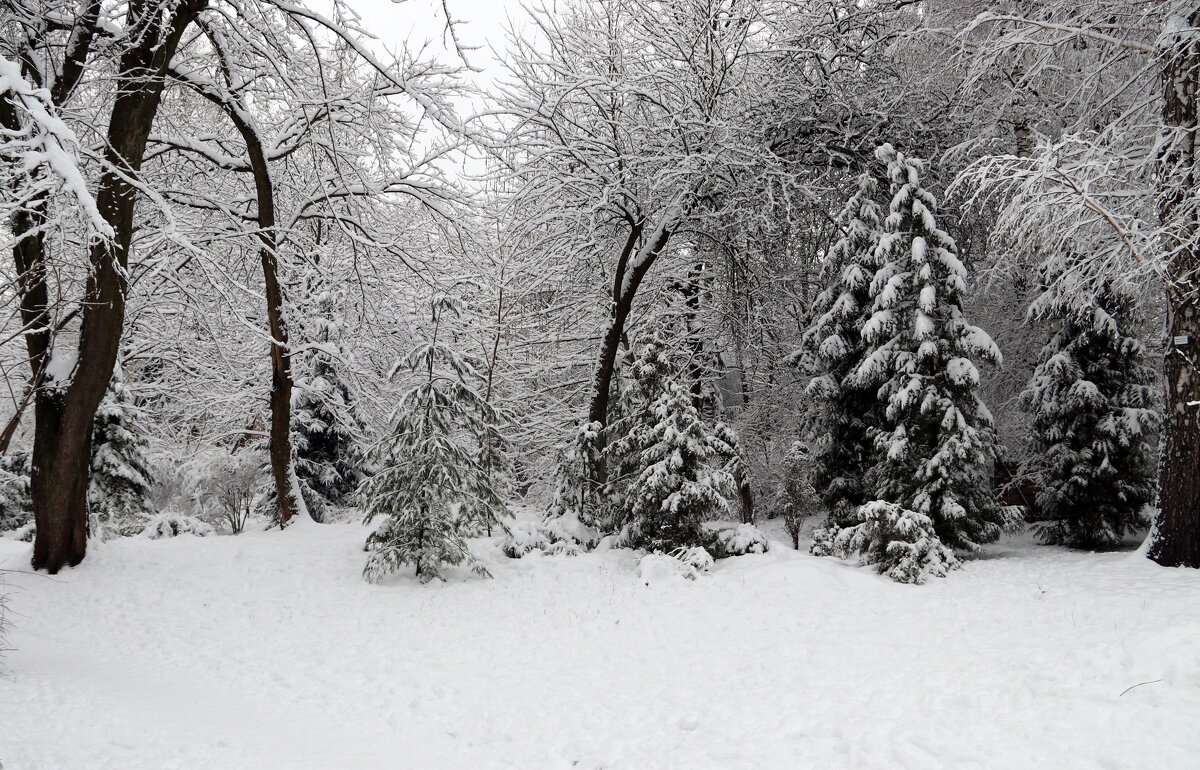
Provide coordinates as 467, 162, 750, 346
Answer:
138, 512, 214, 539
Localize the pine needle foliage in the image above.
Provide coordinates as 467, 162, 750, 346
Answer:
799, 172, 886, 524
360, 295, 506, 583
852, 144, 1011, 552
1023, 281, 1159, 548
611, 319, 741, 552
88, 368, 155, 536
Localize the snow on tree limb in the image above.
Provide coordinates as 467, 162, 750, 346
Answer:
0, 55, 110, 238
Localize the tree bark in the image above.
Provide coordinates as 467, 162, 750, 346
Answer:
0, 2, 103, 460
30, 0, 208, 573
1149, 8, 1200, 569
585, 221, 674, 488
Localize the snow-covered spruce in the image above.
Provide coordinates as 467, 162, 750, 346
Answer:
88, 369, 155, 538
798, 173, 886, 524
1022, 280, 1158, 548
609, 320, 741, 553
359, 295, 506, 583
835, 145, 1013, 575
545, 420, 608, 538
812, 500, 959, 584
289, 290, 369, 523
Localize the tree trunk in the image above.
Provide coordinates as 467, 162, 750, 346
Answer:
171, 32, 303, 527
30, 1, 208, 573
586, 221, 673, 487
1149, 8, 1200, 569
1149, 290, 1200, 567
238, 108, 301, 529
0, 2, 103, 461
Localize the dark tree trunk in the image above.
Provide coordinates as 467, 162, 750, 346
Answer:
169, 28, 303, 527
586, 222, 673, 487
1149, 9, 1200, 569
738, 482, 755, 525
1154, 290, 1200, 568
0, 3, 103, 460
28, 1, 208, 573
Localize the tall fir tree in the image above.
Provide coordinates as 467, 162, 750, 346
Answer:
610, 318, 741, 552
799, 173, 886, 524
89, 368, 156, 536
290, 290, 368, 522
850, 144, 1010, 553
359, 295, 506, 583
1022, 280, 1159, 548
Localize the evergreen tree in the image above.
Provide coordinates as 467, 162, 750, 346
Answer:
290, 290, 368, 522
774, 441, 821, 550
546, 355, 636, 537
799, 173, 886, 523
360, 295, 506, 583
461, 415, 513, 536
1022, 280, 1159, 548
851, 144, 1011, 553
0, 452, 32, 533
89, 368, 155, 536
611, 319, 740, 552
815, 500, 959, 585
545, 420, 607, 534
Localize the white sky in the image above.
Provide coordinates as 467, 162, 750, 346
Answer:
336, 0, 535, 180
345, 0, 529, 81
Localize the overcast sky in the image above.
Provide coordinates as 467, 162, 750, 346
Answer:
344, 0, 529, 79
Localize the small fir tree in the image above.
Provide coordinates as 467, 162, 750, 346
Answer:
543, 421, 608, 545
89, 368, 155, 536
799, 173, 886, 524
1022, 280, 1159, 548
773, 441, 822, 549
813, 500, 959, 584
460, 416, 513, 536
360, 295, 506, 583
546, 353, 636, 536
611, 319, 741, 552
848, 144, 1011, 559
0, 452, 32, 533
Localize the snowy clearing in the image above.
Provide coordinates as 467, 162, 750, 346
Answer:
2, 524, 1198, 769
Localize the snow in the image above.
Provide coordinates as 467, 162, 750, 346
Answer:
0, 56, 112, 238
2, 523, 1199, 769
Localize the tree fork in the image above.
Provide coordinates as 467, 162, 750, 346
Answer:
31, 0, 209, 573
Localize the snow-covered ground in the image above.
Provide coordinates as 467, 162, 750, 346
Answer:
1, 521, 1198, 769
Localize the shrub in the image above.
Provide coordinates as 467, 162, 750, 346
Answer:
812, 500, 958, 585
139, 512, 215, 539
182, 448, 264, 534
501, 519, 583, 558
708, 523, 770, 558
636, 546, 713, 583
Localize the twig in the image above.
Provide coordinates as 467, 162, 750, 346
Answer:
1119, 679, 1162, 697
